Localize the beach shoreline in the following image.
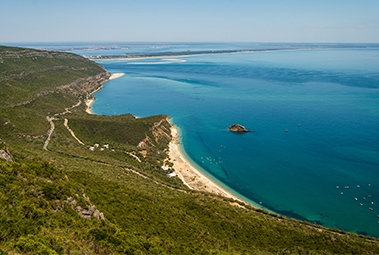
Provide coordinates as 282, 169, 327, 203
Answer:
85, 70, 255, 208
168, 124, 251, 206
85, 73, 124, 114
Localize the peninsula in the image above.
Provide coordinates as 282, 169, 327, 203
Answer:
86, 48, 288, 60
83, 44, 379, 60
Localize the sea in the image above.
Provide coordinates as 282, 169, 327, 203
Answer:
12, 42, 379, 237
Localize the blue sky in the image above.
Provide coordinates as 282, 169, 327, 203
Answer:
1, 0, 379, 43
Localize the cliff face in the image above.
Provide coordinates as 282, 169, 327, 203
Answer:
57, 71, 110, 98
138, 116, 172, 148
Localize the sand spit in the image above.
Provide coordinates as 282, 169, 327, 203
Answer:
109, 73, 125, 80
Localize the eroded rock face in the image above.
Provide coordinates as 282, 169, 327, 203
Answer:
229, 124, 251, 133
0, 149, 13, 162
65, 196, 105, 220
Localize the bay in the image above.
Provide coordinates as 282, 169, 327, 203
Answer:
91, 47, 379, 237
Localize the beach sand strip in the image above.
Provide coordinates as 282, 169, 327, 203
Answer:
168, 125, 246, 204
109, 73, 125, 80
84, 72, 248, 206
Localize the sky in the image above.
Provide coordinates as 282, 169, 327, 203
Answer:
1, 0, 379, 43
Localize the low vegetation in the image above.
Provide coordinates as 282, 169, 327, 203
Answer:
1, 45, 379, 254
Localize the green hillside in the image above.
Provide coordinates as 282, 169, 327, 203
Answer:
1, 45, 379, 254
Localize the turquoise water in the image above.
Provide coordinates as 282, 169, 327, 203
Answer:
92, 48, 379, 237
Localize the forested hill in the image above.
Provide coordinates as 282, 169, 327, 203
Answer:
0, 45, 109, 107
1, 45, 379, 254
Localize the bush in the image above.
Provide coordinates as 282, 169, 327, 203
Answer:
12, 235, 58, 255
42, 182, 70, 200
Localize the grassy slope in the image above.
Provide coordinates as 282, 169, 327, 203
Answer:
1, 45, 379, 254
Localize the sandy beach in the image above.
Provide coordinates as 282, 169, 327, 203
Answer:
85, 98, 96, 114
168, 125, 247, 205
85, 73, 125, 114
85, 71, 247, 206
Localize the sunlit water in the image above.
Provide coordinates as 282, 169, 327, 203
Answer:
89, 48, 379, 237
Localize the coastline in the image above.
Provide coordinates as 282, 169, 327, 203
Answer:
89, 47, 379, 61
83, 73, 244, 204
85, 73, 125, 114
89, 51, 260, 61
84, 73, 251, 206
168, 124, 252, 206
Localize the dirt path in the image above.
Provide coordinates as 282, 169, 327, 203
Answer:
125, 152, 142, 162
64, 118, 85, 145
43, 116, 55, 150
44, 99, 82, 150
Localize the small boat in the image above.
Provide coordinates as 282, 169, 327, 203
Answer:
369, 207, 373, 211
354, 198, 358, 201
357, 185, 360, 188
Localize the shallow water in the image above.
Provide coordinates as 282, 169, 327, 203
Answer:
91, 48, 379, 237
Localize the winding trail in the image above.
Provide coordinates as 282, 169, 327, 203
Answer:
64, 118, 85, 145
125, 152, 142, 162
61, 99, 81, 115
43, 99, 82, 150
43, 116, 55, 150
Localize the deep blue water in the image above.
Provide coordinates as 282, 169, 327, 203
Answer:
87, 47, 379, 237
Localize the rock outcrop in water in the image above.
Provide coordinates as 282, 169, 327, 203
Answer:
229, 124, 251, 133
